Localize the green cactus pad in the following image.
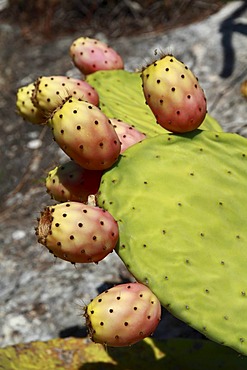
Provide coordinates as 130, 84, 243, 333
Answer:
87, 70, 222, 136
97, 129, 247, 355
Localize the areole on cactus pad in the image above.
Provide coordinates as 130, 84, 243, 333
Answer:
97, 129, 247, 355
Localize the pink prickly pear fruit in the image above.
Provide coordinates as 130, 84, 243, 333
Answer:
48, 97, 121, 170
32, 75, 99, 114
46, 160, 103, 203
35, 202, 119, 264
16, 82, 46, 124
85, 282, 161, 347
109, 118, 146, 153
141, 54, 207, 133
69, 37, 124, 75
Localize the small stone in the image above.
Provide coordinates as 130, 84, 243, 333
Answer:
27, 139, 42, 149
12, 230, 26, 240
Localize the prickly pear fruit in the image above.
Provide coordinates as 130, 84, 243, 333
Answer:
46, 160, 102, 203
141, 54, 207, 133
85, 282, 161, 347
16, 82, 46, 124
32, 75, 99, 114
87, 69, 222, 137
70, 37, 124, 75
35, 202, 119, 264
109, 118, 146, 153
48, 97, 121, 170
241, 80, 247, 99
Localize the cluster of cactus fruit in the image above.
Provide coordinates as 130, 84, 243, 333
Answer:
16, 36, 247, 355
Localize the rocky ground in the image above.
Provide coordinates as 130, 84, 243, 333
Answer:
0, 1, 246, 348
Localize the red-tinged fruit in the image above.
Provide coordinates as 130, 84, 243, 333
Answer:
35, 202, 119, 263
141, 54, 207, 133
32, 75, 99, 114
109, 118, 146, 153
70, 37, 124, 75
16, 82, 46, 124
48, 97, 121, 170
85, 282, 161, 347
46, 160, 103, 203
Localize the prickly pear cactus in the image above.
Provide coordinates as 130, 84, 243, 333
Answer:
18, 32, 247, 358
97, 129, 247, 355
87, 70, 222, 136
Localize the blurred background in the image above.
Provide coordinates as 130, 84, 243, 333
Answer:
0, 0, 232, 40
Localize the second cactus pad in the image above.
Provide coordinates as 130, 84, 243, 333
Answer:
97, 129, 247, 355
